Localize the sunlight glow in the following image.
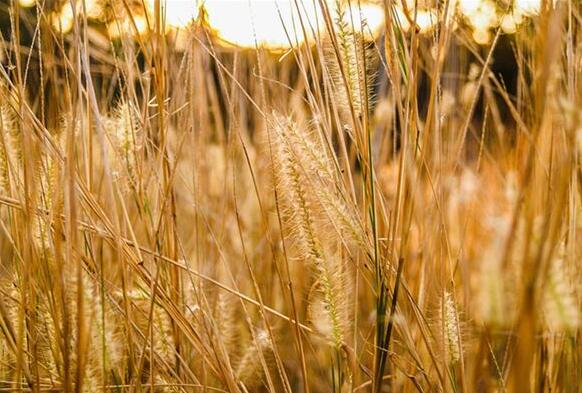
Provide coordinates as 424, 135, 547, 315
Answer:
107, 15, 149, 38
44, 0, 546, 47
206, 1, 385, 49
85, 0, 104, 19
18, 0, 36, 8
204, 1, 316, 49
49, 0, 103, 34
413, 9, 439, 33
455, 0, 546, 44
154, 1, 385, 49
51, 3, 74, 34
457, 0, 481, 16
514, 0, 542, 16
155, 0, 200, 28
500, 13, 523, 34
393, 7, 439, 34
355, 3, 385, 37
472, 28, 491, 45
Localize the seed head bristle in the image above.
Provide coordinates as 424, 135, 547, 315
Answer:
214, 290, 238, 355
307, 257, 350, 349
543, 247, 580, 332
105, 101, 142, 191
236, 329, 274, 390
0, 99, 20, 195
440, 291, 461, 364
271, 113, 370, 253
270, 112, 351, 351
324, 1, 377, 120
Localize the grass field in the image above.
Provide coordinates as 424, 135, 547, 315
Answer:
0, 0, 580, 391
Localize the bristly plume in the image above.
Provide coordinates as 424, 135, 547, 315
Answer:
105, 101, 142, 191
324, 0, 377, 120
306, 258, 350, 350
271, 113, 325, 265
271, 113, 370, 254
0, 95, 20, 195
213, 289, 238, 358
543, 246, 580, 332
269, 112, 351, 350
236, 329, 275, 390
440, 291, 461, 364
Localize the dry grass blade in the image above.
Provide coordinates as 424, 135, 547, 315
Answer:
0, 0, 580, 392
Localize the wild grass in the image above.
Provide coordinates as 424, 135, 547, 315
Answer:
0, 0, 580, 391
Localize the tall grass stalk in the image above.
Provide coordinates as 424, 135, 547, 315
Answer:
0, 0, 580, 392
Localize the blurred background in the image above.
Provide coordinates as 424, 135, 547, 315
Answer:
0, 0, 543, 131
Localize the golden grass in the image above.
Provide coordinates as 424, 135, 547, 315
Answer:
0, 0, 580, 392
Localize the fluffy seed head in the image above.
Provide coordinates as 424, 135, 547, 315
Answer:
543, 247, 580, 332
324, 1, 377, 119
440, 291, 461, 364
105, 101, 142, 190
236, 329, 274, 390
